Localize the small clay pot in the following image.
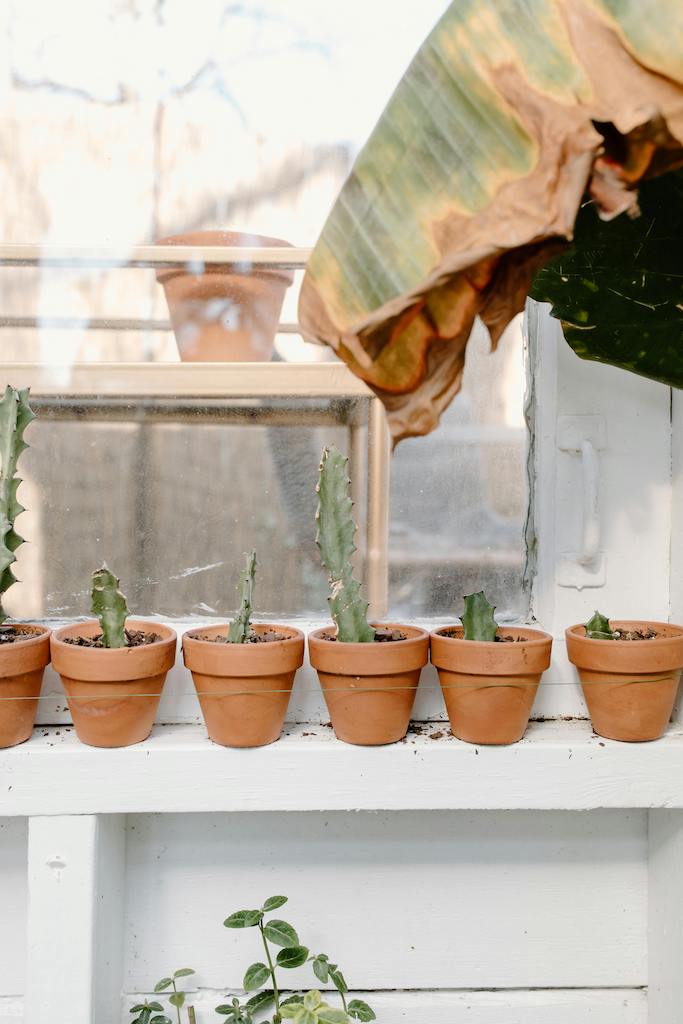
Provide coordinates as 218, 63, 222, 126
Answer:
50, 620, 177, 748
308, 624, 429, 745
566, 620, 683, 742
430, 626, 553, 745
156, 230, 294, 361
183, 623, 304, 747
0, 626, 51, 749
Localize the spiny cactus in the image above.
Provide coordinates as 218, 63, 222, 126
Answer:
316, 446, 374, 643
227, 550, 257, 643
584, 610, 615, 639
0, 387, 35, 624
91, 565, 128, 648
460, 591, 498, 642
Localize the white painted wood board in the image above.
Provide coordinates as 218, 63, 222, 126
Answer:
0, 819, 27, 997
118, 988, 647, 1024
122, 809, 646, 990
3, 721, 683, 815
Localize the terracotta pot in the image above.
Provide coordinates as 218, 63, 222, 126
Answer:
183, 623, 304, 747
156, 230, 294, 361
50, 620, 177, 748
0, 626, 51, 748
566, 620, 683, 742
308, 624, 429, 745
430, 626, 553, 745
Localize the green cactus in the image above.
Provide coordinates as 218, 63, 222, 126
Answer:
584, 610, 615, 640
316, 446, 374, 643
0, 387, 35, 625
91, 565, 128, 648
460, 591, 498, 642
227, 550, 257, 643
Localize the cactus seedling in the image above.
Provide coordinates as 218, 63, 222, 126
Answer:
0, 387, 35, 625
316, 446, 374, 644
460, 591, 498, 642
584, 610, 615, 639
227, 551, 257, 643
91, 565, 128, 648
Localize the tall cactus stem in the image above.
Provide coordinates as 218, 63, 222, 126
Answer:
0, 387, 35, 624
227, 551, 257, 643
91, 565, 128, 648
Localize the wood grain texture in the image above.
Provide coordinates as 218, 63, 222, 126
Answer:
122, 810, 646, 990
3, 721, 683, 815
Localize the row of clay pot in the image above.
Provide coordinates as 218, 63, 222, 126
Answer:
1, 619, 683, 749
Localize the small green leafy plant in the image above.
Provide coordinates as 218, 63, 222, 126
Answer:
460, 591, 498, 642
130, 968, 196, 1024
92, 565, 128, 648
221, 895, 375, 1024
584, 610, 615, 640
316, 446, 374, 643
0, 386, 35, 625
226, 551, 257, 643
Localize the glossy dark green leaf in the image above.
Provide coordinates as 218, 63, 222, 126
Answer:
312, 958, 329, 984
246, 989, 275, 1012
225, 909, 264, 928
244, 962, 271, 991
531, 170, 683, 388
150, 1017, 172, 1024
263, 895, 288, 912
215, 1006, 237, 1017
348, 1000, 376, 1022
329, 968, 347, 995
263, 920, 299, 947
276, 945, 310, 969
281, 994, 305, 1006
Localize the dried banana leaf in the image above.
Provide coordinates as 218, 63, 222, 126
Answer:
298, 0, 683, 443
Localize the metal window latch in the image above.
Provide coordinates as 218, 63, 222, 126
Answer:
556, 415, 607, 589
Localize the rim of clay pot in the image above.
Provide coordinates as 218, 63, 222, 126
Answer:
0, 624, 51, 677
308, 623, 429, 674
155, 231, 295, 285
430, 625, 553, 675
183, 623, 304, 676
566, 621, 683, 672
50, 619, 177, 682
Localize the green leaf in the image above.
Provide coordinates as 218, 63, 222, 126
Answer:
348, 1000, 376, 1022
91, 565, 128, 648
215, 1007, 237, 1017
280, 1007, 303, 1020
246, 989, 275, 1012
460, 591, 497, 642
531, 170, 683, 390
281, 994, 305, 1006
150, 1017, 172, 1024
130, 1007, 146, 1014
263, 895, 288, 912
312, 958, 329, 984
298, 1011, 317, 1024
263, 920, 299, 947
317, 1009, 349, 1024
224, 910, 263, 928
244, 962, 271, 991
329, 969, 347, 995
303, 991, 322, 1010
276, 945, 310, 969
584, 610, 615, 640
173, 967, 195, 979
148, 1004, 164, 1013
168, 992, 185, 1009
154, 978, 173, 992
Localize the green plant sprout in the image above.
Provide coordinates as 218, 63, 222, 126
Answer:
316, 446, 374, 643
227, 551, 257, 643
91, 565, 128, 648
0, 386, 35, 625
584, 610, 615, 640
460, 591, 498, 642
130, 968, 196, 1024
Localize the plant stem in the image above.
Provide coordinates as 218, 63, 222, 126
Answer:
259, 921, 281, 1022
339, 991, 348, 1013
172, 980, 181, 1024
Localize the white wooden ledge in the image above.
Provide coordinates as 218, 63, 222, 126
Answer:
3, 720, 683, 815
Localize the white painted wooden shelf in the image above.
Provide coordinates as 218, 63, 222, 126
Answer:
4, 720, 683, 815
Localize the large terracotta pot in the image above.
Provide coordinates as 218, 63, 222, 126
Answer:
183, 623, 304, 747
156, 230, 294, 361
0, 626, 51, 748
430, 626, 553, 745
566, 620, 683, 742
308, 624, 429, 746
50, 620, 177, 748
